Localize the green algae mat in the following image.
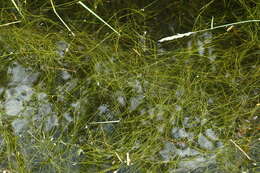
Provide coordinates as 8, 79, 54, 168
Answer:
0, 0, 259, 172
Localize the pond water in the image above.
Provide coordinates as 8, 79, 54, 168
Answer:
0, 1, 259, 170
0, 30, 233, 172
0, 38, 83, 169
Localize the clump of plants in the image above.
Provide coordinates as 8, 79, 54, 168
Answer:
0, 0, 259, 172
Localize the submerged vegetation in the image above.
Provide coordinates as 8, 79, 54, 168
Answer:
0, 0, 259, 172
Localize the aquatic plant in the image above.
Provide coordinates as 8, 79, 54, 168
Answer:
0, 0, 259, 172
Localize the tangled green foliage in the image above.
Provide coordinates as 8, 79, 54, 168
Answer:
0, 0, 259, 172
